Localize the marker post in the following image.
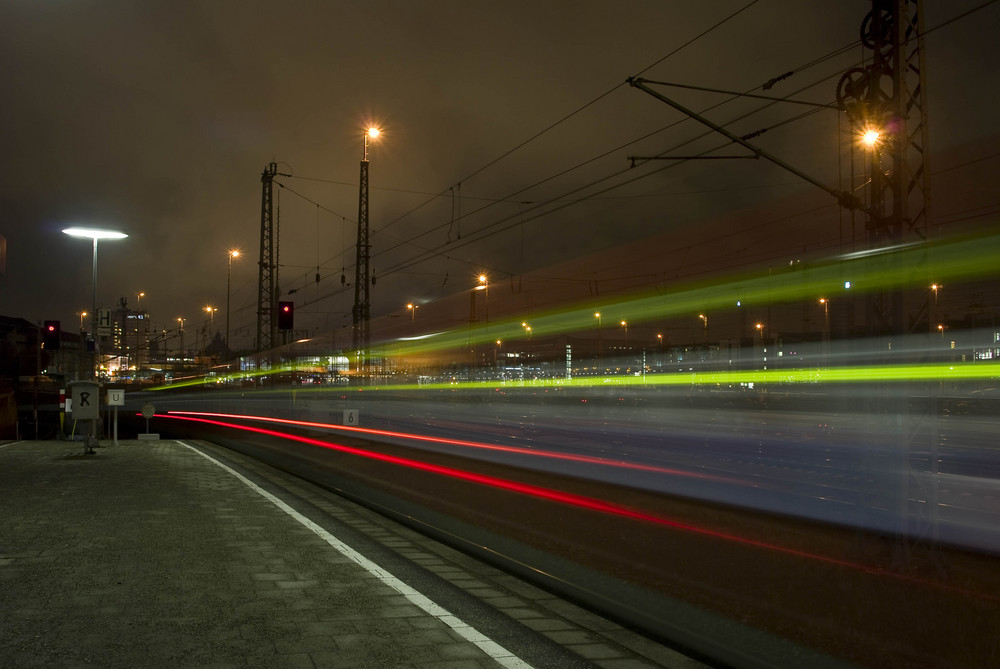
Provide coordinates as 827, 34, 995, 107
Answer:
107, 389, 124, 446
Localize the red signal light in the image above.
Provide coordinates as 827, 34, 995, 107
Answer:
277, 301, 294, 329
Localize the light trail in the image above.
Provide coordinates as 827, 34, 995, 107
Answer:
159, 411, 1000, 603
164, 410, 739, 484
343, 361, 1000, 392
145, 230, 1000, 392
377, 230, 1000, 356
148, 357, 1000, 392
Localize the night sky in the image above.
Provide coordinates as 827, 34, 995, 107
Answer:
2, 1, 997, 350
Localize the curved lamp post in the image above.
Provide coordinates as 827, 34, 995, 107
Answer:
226, 249, 240, 364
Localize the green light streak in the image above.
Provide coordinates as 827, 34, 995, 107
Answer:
376, 231, 1000, 358
146, 361, 310, 391
146, 358, 998, 394
236, 361, 996, 394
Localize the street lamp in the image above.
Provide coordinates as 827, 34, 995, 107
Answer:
861, 127, 881, 149
204, 306, 217, 356
474, 273, 489, 343
364, 126, 380, 161
620, 320, 629, 368
226, 249, 240, 364
818, 299, 830, 363
594, 312, 603, 370
177, 317, 186, 360
62, 226, 128, 379
353, 126, 381, 375
406, 303, 418, 321
79, 311, 88, 330
133, 292, 145, 374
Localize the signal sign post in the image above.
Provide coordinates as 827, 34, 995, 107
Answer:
69, 381, 100, 454
107, 388, 124, 446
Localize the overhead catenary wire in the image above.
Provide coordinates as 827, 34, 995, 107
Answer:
271, 1, 767, 309
374, 0, 765, 238
276, 3, 997, 326
375, 60, 861, 280
373, 0, 998, 274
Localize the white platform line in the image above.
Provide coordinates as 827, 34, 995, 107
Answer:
178, 441, 533, 669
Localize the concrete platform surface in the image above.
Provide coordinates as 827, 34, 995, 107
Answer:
0, 439, 704, 669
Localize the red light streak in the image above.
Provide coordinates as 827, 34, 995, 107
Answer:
164, 410, 736, 484
159, 413, 862, 567
158, 412, 1000, 602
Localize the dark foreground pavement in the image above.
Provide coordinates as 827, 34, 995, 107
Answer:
0, 439, 706, 669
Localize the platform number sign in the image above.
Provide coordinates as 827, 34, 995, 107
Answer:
343, 409, 359, 426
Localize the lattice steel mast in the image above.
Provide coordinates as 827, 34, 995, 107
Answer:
836, 0, 936, 568
256, 161, 290, 354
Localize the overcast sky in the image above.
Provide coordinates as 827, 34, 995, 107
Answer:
2, 0, 997, 349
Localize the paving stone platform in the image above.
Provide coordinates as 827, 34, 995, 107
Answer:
0, 439, 705, 669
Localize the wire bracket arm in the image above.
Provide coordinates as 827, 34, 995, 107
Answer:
627, 76, 871, 217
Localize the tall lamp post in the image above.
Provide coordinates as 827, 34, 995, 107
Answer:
226, 249, 240, 365
177, 317, 186, 361
818, 298, 830, 363
594, 312, 603, 372
698, 313, 709, 360
474, 274, 488, 372
204, 306, 217, 355
353, 126, 380, 376
134, 291, 145, 376
62, 227, 128, 379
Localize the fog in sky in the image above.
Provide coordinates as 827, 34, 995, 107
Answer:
2, 0, 997, 348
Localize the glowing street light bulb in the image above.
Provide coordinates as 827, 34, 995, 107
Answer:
62, 227, 128, 241
363, 126, 381, 161
861, 128, 881, 148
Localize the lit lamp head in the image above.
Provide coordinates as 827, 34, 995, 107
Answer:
363, 126, 381, 160
860, 126, 881, 149
62, 227, 128, 241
